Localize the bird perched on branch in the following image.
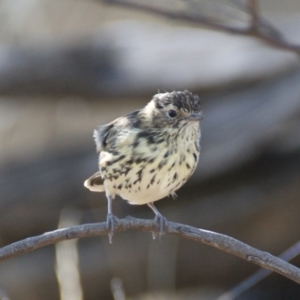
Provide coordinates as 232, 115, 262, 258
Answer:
84, 90, 203, 242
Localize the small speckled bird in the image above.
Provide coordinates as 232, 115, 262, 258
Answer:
84, 90, 203, 242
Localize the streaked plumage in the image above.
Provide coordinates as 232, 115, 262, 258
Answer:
84, 90, 203, 241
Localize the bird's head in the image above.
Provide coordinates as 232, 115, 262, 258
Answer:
142, 90, 203, 129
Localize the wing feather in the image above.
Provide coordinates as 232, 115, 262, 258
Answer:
85, 109, 142, 192
93, 110, 141, 152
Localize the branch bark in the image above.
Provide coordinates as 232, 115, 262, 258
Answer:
0, 217, 300, 285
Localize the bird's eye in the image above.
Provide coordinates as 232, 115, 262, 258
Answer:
168, 110, 177, 118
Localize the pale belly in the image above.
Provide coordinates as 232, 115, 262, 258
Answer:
102, 148, 198, 205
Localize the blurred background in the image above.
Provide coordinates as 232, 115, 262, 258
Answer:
0, 0, 300, 299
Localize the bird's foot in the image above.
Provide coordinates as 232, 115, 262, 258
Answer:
152, 213, 168, 240
106, 213, 119, 243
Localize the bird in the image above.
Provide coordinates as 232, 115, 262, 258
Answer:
84, 90, 203, 242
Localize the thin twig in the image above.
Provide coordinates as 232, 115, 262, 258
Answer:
100, 0, 300, 54
248, 0, 259, 30
239, 0, 284, 41
0, 217, 300, 285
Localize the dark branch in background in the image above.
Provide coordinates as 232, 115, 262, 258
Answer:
248, 0, 259, 30
0, 217, 300, 285
235, 0, 286, 42
100, 0, 300, 55
217, 241, 300, 300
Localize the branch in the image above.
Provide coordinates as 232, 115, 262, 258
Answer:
100, 0, 300, 55
217, 240, 300, 300
0, 217, 300, 285
248, 0, 259, 30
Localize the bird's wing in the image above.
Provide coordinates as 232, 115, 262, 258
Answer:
85, 110, 141, 191
93, 123, 114, 152
93, 110, 141, 152
84, 172, 105, 192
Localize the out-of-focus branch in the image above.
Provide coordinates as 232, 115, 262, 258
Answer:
100, 0, 300, 54
0, 287, 10, 300
55, 209, 83, 300
217, 240, 300, 300
248, 0, 260, 32
0, 217, 300, 285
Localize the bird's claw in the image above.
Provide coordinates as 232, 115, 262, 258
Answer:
106, 213, 119, 243
152, 214, 168, 240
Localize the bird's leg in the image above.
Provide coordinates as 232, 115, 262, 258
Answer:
147, 202, 168, 239
106, 195, 119, 243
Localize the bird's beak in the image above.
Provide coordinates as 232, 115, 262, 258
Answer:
188, 113, 204, 122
